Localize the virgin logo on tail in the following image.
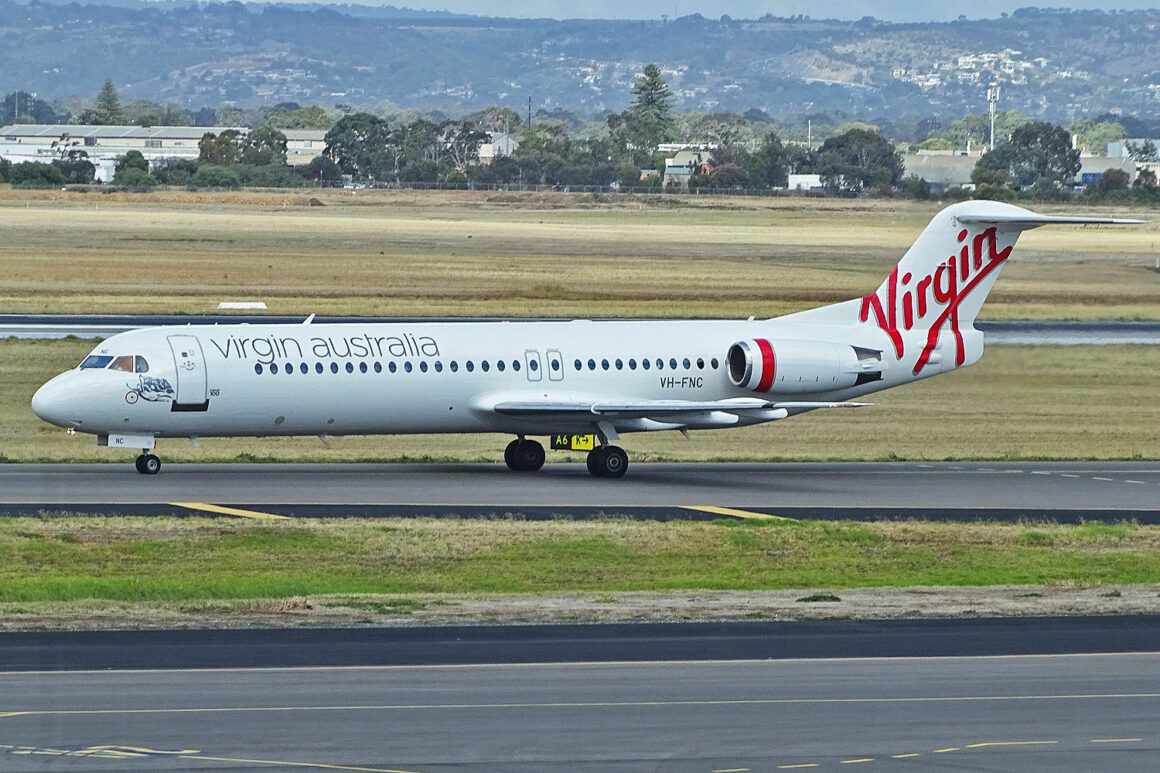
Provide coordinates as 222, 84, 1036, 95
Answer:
859, 226, 1013, 374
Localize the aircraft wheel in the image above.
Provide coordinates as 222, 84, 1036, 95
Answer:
135, 453, 161, 475
587, 446, 628, 479
505, 439, 545, 472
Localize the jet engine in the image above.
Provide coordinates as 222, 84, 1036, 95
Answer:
726, 339, 883, 394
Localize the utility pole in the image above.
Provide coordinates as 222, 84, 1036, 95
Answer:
987, 83, 1001, 151
527, 97, 532, 130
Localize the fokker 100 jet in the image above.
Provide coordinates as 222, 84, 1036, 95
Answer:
32, 201, 1142, 478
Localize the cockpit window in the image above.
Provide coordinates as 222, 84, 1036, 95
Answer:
134, 356, 149, 373
109, 355, 135, 372
79, 355, 113, 369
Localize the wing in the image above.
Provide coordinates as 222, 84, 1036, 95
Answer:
492, 398, 868, 421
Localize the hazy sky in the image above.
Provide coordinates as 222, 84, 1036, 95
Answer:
375, 1, 1160, 21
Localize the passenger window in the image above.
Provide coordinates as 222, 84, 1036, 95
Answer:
405, 362, 413, 373
670, 358, 678, 370
254, 363, 263, 375
482, 361, 490, 372
615, 358, 623, 370
300, 363, 308, 374
435, 361, 444, 373
271, 363, 280, 374
497, 360, 505, 372
330, 363, 339, 374
420, 361, 428, 373
528, 359, 537, 371
711, 358, 719, 369
574, 359, 582, 370
466, 361, 474, 372
601, 359, 609, 370
513, 360, 521, 371
389, 362, 398, 373
345, 362, 354, 374
642, 358, 650, 370
315, 363, 324, 374
656, 358, 664, 370
696, 358, 705, 369
134, 356, 149, 373
683, 358, 691, 370
450, 361, 459, 372
628, 358, 636, 370
551, 358, 560, 371
109, 355, 134, 372
359, 362, 368, 373
588, 358, 596, 370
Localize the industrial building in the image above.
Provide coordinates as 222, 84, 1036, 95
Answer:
0, 124, 326, 182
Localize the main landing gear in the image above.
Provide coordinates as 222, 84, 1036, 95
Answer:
504, 438, 546, 472
586, 445, 628, 479
503, 436, 629, 478
134, 453, 161, 475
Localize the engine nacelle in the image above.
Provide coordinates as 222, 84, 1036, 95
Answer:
726, 338, 883, 394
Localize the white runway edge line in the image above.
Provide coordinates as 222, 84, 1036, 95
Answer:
2, 651, 1158, 678
3, 693, 1160, 718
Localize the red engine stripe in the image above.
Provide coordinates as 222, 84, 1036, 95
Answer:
755, 338, 775, 392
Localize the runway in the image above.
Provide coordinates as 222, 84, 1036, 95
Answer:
2, 461, 1159, 521
0, 619, 1157, 772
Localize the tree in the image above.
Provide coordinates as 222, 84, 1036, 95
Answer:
323, 113, 392, 179
114, 167, 157, 189
7, 162, 65, 187
1097, 168, 1131, 192
192, 165, 241, 189
116, 150, 149, 175
53, 158, 95, 184
1069, 120, 1125, 154
439, 120, 489, 176
91, 79, 125, 125
749, 131, 790, 188
623, 64, 675, 158
198, 131, 243, 166
298, 156, 343, 184
1134, 168, 1158, 189
151, 158, 199, 186
1127, 139, 1159, 162
974, 122, 1081, 190
241, 127, 288, 166
0, 157, 9, 183
901, 174, 930, 200
815, 128, 904, 192
50, 133, 88, 162
2, 91, 66, 124
266, 105, 333, 130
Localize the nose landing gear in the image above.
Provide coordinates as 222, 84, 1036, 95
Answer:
135, 453, 161, 475
504, 438, 546, 472
586, 445, 628, 479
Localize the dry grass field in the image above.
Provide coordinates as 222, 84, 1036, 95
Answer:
1, 188, 1157, 319
5, 338, 1158, 462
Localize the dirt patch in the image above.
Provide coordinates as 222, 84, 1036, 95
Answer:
2, 585, 1156, 631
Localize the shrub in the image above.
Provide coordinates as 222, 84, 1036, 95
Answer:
113, 167, 157, 190
8, 162, 64, 187
151, 158, 199, 186
191, 165, 241, 189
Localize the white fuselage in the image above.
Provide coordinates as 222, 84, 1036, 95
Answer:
31, 312, 978, 440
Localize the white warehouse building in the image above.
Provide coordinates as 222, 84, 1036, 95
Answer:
0, 124, 326, 182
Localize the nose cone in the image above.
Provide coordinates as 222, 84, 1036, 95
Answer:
32, 374, 77, 428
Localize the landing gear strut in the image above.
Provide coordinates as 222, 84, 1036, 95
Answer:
504, 438, 545, 472
134, 453, 161, 475
586, 445, 628, 479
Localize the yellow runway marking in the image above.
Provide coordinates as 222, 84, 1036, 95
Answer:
0, 712, 27, 718
180, 753, 421, 773
966, 741, 1058, 749
681, 505, 795, 522
170, 502, 292, 521
891, 753, 920, 758
1090, 738, 1143, 743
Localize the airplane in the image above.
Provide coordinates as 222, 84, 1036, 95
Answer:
31, 200, 1143, 478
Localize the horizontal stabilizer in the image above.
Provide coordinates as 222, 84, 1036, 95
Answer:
955, 213, 1145, 227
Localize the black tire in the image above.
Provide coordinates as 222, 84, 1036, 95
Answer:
136, 454, 161, 475
601, 446, 629, 479
506, 439, 545, 472
586, 447, 607, 477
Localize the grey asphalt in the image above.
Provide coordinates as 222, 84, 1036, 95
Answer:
1, 651, 1156, 772
2, 462, 1159, 521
